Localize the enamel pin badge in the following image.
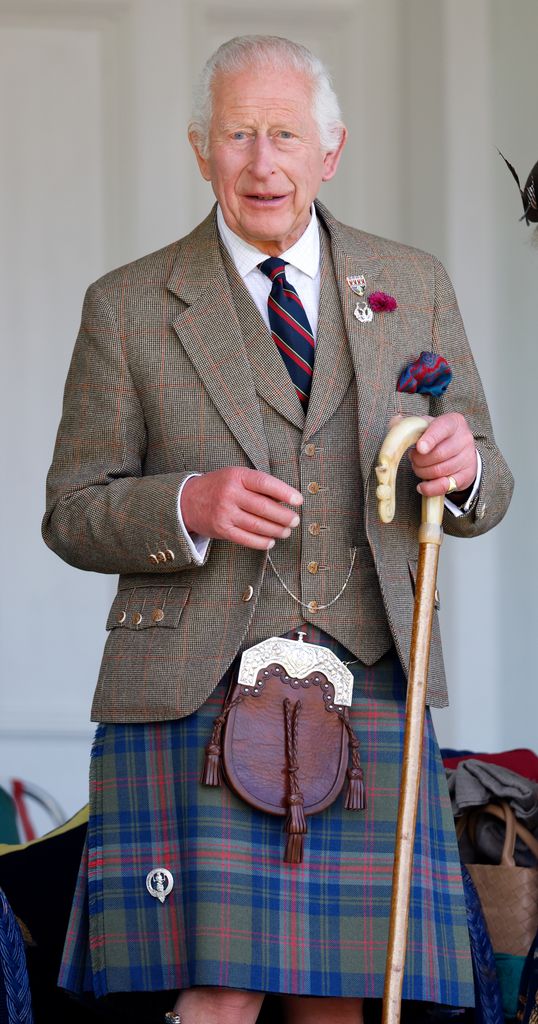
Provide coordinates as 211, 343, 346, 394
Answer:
146, 868, 174, 904
346, 274, 367, 296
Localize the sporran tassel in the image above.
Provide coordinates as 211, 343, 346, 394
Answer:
282, 697, 308, 863
342, 720, 366, 810
201, 738, 222, 787
201, 695, 246, 787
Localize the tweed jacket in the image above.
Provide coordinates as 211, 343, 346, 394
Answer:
42, 202, 513, 721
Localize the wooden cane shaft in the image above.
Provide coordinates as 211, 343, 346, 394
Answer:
381, 539, 441, 1024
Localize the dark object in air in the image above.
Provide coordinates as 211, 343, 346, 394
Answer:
498, 150, 538, 224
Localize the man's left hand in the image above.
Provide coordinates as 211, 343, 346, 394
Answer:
400, 412, 477, 498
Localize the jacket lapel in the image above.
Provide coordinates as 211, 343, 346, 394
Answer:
302, 224, 354, 441
167, 209, 271, 473
315, 201, 397, 487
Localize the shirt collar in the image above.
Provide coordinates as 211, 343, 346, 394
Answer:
217, 204, 320, 280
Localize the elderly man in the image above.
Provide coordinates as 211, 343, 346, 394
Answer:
44, 35, 512, 1024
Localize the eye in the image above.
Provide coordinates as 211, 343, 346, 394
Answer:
231, 130, 248, 140
278, 130, 294, 140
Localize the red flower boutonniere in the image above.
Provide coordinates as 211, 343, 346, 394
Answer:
368, 291, 398, 313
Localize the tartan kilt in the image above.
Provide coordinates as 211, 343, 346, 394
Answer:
59, 630, 474, 1006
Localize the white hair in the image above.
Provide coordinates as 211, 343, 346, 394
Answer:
189, 35, 345, 158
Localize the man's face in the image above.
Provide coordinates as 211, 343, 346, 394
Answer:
190, 65, 347, 255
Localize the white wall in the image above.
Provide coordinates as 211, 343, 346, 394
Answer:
0, 0, 536, 832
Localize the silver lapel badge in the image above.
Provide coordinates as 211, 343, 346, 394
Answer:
146, 867, 174, 904
353, 301, 374, 324
346, 274, 367, 296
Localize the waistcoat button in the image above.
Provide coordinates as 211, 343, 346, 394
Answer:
307, 600, 319, 613
304, 443, 316, 457
307, 561, 319, 574
308, 522, 321, 536
307, 481, 320, 494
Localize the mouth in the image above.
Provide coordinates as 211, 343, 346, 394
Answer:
244, 194, 288, 204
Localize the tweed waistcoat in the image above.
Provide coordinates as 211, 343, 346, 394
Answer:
222, 229, 392, 664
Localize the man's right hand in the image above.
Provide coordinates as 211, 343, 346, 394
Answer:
180, 468, 303, 550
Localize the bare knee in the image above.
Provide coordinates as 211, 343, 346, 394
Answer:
175, 985, 265, 1024
282, 994, 364, 1024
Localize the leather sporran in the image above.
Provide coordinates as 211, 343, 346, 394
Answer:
457, 801, 538, 956
201, 634, 365, 864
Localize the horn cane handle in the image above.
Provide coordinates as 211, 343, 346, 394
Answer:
375, 416, 444, 536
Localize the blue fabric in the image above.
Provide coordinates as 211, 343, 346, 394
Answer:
0, 888, 33, 1024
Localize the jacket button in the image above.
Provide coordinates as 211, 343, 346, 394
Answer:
304, 443, 316, 457
307, 561, 319, 574
132, 612, 143, 626
308, 522, 321, 536
307, 481, 320, 494
148, 553, 159, 564
307, 600, 319, 613
156, 550, 167, 562
152, 608, 165, 623
241, 586, 254, 602
116, 611, 126, 625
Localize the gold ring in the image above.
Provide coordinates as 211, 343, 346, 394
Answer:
446, 475, 458, 494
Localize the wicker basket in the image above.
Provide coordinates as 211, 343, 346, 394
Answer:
457, 800, 538, 957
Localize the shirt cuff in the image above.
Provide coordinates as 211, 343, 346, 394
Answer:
444, 450, 482, 518
176, 474, 211, 564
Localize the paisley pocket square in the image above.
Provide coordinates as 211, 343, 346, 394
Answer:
397, 352, 452, 397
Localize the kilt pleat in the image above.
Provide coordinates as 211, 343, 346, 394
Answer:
59, 632, 474, 1006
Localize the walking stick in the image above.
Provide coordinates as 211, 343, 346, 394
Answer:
375, 416, 445, 1024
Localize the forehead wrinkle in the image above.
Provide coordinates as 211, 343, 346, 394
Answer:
216, 102, 309, 128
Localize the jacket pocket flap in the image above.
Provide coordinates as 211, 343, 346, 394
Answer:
106, 585, 190, 630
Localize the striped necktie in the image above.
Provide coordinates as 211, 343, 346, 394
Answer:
259, 257, 315, 410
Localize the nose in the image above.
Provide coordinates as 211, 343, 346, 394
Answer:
248, 135, 275, 179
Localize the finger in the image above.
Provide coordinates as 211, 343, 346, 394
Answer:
411, 450, 469, 481
417, 469, 475, 497
411, 433, 470, 470
226, 525, 279, 550
415, 412, 465, 455
239, 491, 302, 528
416, 477, 456, 498
241, 469, 303, 506
232, 510, 295, 540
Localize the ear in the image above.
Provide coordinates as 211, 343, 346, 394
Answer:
321, 126, 348, 182
188, 130, 212, 181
